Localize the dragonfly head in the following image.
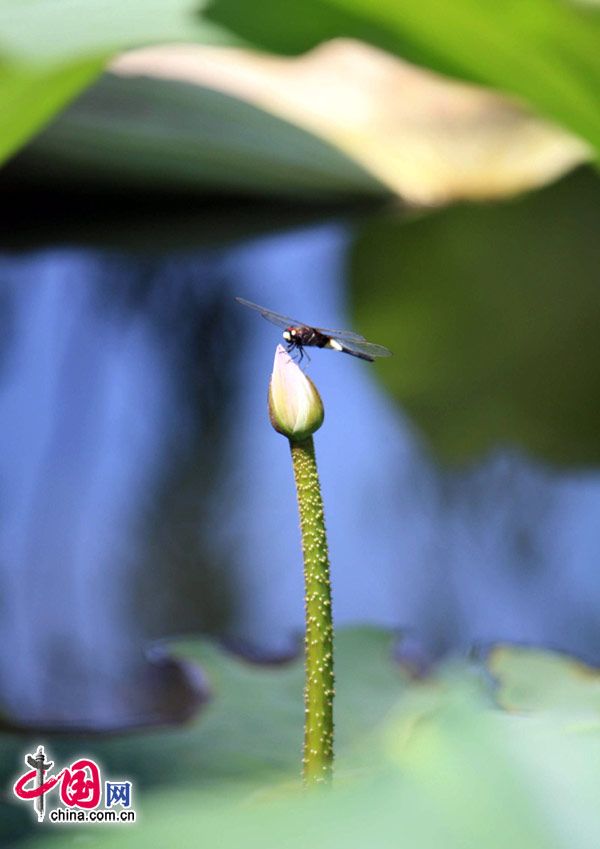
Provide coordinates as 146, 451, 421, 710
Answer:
282, 328, 295, 343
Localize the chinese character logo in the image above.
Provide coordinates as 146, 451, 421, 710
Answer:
12, 745, 134, 824
13, 746, 56, 822
106, 781, 132, 808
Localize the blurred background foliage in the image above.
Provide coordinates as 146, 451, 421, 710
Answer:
1, 0, 598, 193
1, 1, 600, 848
6, 629, 600, 849
353, 168, 600, 464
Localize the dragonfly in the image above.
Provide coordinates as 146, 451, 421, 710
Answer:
235, 297, 392, 362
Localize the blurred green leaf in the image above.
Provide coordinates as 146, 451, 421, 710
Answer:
0, 629, 409, 844
206, 0, 600, 156
13, 631, 600, 849
20, 41, 585, 204
0, 0, 238, 165
0, 1, 235, 63
0, 59, 105, 164
5, 0, 598, 190
13, 71, 385, 199
490, 645, 600, 720
112, 627, 409, 784
351, 167, 600, 464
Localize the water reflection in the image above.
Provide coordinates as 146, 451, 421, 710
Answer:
0, 254, 238, 727
1, 206, 599, 729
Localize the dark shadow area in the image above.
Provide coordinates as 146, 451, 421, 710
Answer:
0, 179, 386, 254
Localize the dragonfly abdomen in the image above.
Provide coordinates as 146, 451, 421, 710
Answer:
330, 342, 374, 362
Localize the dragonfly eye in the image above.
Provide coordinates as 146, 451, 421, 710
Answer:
283, 330, 291, 342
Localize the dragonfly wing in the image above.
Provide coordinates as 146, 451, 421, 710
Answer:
235, 297, 303, 331
315, 326, 368, 342
334, 337, 393, 358
236, 299, 391, 357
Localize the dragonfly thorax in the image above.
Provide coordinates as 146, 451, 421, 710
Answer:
282, 326, 327, 350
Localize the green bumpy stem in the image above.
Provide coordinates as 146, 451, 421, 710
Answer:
290, 436, 334, 785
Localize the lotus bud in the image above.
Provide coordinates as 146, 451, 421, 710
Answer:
268, 345, 324, 441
